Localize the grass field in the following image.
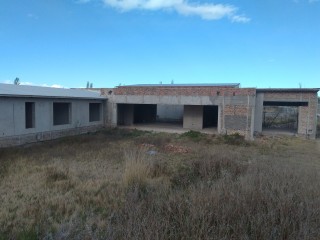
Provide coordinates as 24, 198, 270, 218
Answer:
0, 128, 320, 239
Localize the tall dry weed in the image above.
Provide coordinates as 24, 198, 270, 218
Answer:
122, 147, 151, 190
1, 130, 320, 239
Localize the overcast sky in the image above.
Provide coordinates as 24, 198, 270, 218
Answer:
0, 0, 319, 88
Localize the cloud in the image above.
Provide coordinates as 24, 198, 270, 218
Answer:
21, 82, 34, 86
101, 0, 250, 22
20, 82, 65, 88
294, 0, 320, 3
49, 84, 64, 88
230, 15, 250, 23
1, 80, 65, 88
75, 0, 92, 3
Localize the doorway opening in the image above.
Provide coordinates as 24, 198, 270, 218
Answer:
203, 105, 218, 128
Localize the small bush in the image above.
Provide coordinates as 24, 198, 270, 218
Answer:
180, 131, 205, 141
218, 133, 248, 145
103, 128, 149, 139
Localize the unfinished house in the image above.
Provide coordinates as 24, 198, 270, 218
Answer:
0, 84, 105, 147
0, 83, 318, 147
102, 84, 319, 139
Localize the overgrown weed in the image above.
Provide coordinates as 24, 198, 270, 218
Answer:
1, 129, 320, 239
179, 130, 206, 141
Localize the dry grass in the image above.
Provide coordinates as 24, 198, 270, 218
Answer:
0, 128, 320, 239
122, 148, 151, 189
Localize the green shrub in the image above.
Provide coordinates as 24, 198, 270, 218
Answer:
180, 131, 205, 141
218, 133, 248, 145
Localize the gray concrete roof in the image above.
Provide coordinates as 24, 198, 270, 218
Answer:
0, 83, 105, 99
122, 83, 240, 88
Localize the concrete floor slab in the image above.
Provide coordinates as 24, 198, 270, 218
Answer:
119, 123, 218, 134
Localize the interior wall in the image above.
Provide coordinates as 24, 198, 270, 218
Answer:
157, 104, 183, 123
117, 104, 134, 126
183, 105, 203, 130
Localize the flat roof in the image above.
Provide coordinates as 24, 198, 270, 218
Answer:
257, 88, 319, 93
120, 83, 240, 88
0, 83, 105, 99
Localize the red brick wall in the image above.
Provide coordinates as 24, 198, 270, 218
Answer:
263, 92, 317, 101
223, 105, 250, 116
263, 92, 318, 137
113, 87, 256, 97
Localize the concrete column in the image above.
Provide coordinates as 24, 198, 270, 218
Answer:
217, 105, 222, 133
183, 105, 203, 130
253, 93, 264, 133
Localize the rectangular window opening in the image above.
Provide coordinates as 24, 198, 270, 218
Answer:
25, 102, 35, 129
263, 106, 298, 132
53, 102, 71, 125
89, 103, 101, 122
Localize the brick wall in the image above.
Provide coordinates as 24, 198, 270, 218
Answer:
222, 104, 252, 138
112, 86, 256, 97
263, 92, 317, 101
263, 92, 318, 138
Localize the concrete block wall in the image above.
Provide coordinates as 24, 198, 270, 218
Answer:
222, 104, 253, 138
0, 97, 105, 147
183, 105, 204, 129
0, 125, 102, 148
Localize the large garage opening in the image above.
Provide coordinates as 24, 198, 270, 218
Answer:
262, 101, 307, 134
117, 104, 157, 126
117, 103, 185, 132
203, 105, 218, 128
134, 104, 157, 124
